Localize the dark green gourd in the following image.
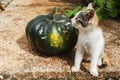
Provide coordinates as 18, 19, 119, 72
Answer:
26, 8, 78, 56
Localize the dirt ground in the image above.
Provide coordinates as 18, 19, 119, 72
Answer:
0, 0, 120, 79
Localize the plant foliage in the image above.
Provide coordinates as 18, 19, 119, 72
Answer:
65, 0, 120, 19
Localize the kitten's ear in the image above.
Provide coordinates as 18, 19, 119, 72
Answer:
87, 3, 99, 26
87, 3, 93, 9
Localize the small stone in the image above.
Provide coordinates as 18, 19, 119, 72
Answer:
0, 75, 3, 79
65, 22, 71, 26
62, 15, 66, 17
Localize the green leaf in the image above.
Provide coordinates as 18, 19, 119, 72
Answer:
108, 9, 118, 17
65, 10, 73, 17
65, 0, 120, 19
82, 7, 87, 10
96, 11, 104, 20
73, 6, 81, 16
106, 0, 116, 9
93, 0, 97, 5
75, 6, 81, 11
94, 0, 105, 6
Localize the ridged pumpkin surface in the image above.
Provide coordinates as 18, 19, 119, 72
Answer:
26, 8, 78, 56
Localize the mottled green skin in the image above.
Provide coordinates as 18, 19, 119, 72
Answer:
26, 14, 78, 56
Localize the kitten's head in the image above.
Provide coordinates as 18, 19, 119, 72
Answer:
71, 3, 98, 29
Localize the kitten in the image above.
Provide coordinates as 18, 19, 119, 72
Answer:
71, 3, 105, 76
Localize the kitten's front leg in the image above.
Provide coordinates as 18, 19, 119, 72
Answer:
97, 49, 104, 66
71, 48, 83, 72
90, 51, 99, 76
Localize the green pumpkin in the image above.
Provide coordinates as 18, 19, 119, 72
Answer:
26, 8, 78, 56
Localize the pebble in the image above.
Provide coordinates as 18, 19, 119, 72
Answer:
0, 75, 3, 79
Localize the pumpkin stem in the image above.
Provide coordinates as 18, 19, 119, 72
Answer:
51, 7, 58, 20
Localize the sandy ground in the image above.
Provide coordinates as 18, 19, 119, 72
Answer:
0, 0, 120, 79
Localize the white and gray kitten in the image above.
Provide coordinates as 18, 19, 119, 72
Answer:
71, 3, 105, 76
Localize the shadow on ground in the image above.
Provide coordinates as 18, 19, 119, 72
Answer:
17, 34, 74, 66
17, 34, 90, 73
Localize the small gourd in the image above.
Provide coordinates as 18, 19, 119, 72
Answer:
26, 8, 78, 56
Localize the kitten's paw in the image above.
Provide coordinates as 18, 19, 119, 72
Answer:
71, 66, 79, 72
98, 61, 107, 69
97, 60, 102, 66
90, 69, 98, 76
98, 59, 107, 69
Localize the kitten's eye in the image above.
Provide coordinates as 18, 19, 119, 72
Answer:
75, 16, 80, 23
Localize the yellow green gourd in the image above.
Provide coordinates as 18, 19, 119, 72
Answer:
26, 8, 78, 56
